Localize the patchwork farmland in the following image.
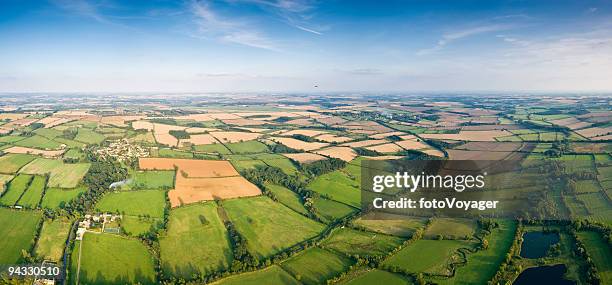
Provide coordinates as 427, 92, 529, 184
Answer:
0, 93, 609, 285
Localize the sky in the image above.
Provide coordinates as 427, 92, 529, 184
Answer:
1, 0, 611, 93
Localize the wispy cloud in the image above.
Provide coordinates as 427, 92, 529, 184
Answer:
51, 0, 110, 23
418, 23, 516, 55
189, 0, 280, 51
231, 0, 325, 35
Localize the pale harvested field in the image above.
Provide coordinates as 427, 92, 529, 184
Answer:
0, 128, 11, 135
45, 118, 74, 128
236, 127, 269, 133
36, 116, 62, 126
131, 121, 154, 131
210, 131, 261, 143
370, 131, 405, 139
282, 153, 326, 164
207, 113, 242, 120
154, 132, 178, 147
222, 118, 267, 126
285, 118, 313, 126
461, 124, 520, 131
315, 134, 353, 143
172, 114, 215, 121
421, 130, 512, 141
0, 113, 28, 121
592, 134, 612, 141
454, 142, 522, 152
575, 127, 612, 138
395, 139, 430, 150
342, 139, 388, 148
281, 129, 327, 137
154, 123, 187, 132
271, 137, 328, 151
185, 127, 219, 133
421, 148, 445, 157
4, 146, 65, 158
180, 134, 218, 146
314, 147, 357, 162
364, 155, 405, 160
366, 143, 404, 153
400, 134, 417, 140
550, 117, 580, 126
316, 116, 347, 125
566, 122, 591, 130
447, 149, 511, 160
139, 158, 239, 178
169, 175, 260, 207
100, 115, 144, 127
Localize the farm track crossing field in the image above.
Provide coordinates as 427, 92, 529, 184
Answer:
321, 228, 404, 257
41, 186, 87, 209
0, 153, 36, 174
264, 183, 308, 215
17, 175, 46, 208
223, 196, 325, 258
160, 203, 233, 278
577, 231, 612, 283
95, 190, 166, 218
0, 174, 32, 206
35, 218, 72, 262
435, 220, 518, 284
383, 239, 472, 274
19, 158, 90, 188
281, 247, 354, 285
343, 269, 411, 285
0, 208, 42, 264
71, 233, 156, 285
213, 265, 299, 285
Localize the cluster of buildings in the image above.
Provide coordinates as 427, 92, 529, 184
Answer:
76, 213, 122, 240
94, 138, 149, 162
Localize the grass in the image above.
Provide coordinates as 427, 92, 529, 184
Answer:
74, 128, 106, 144
281, 247, 353, 285
312, 197, 357, 223
383, 239, 471, 274
0, 208, 42, 263
127, 170, 175, 190
72, 233, 156, 285
577, 193, 612, 224
574, 180, 600, 193
577, 231, 612, 283
436, 220, 518, 285
158, 148, 194, 158
14, 135, 63, 149
17, 175, 46, 208
35, 218, 72, 262
19, 158, 90, 188
121, 215, 157, 236
231, 159, 267, 172
53, 137, 86, 148
63, 148, 85, 160
0, 153, 36, 174
424, 218, 477, 239
308, 170, 360, 207
194, 143, 231, 154
261, 156, 299, 176
160, 203, 233, 278
225, 140, 269, 154
95, 190, 166, 218
223, 196, 325, 258
213, 265, 299, 285
321, 228, 404, 257
353, 214, 427, 237
0, 135, 27, 143
0, 174, 32, 206
264, 183, 308, 215
343, 269, 411, 285
34, 128, 63, 139
41, 186, 87, 209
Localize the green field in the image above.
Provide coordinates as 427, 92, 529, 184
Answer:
353, 214, 427, 237
343, 269, 411, 285
72, 233, 156, 284
95, 190, 166, 218
223, 196, 325, 258
19, 158, 90, 188
383, 239, 471, 274
158, 148, 194, 158
577, 193, 612, 224
225, 140, 269, 154
34, 128, 63, 139
127, 170, 175, 190
74, 128, 106, 144
14, 135, 63, 149
574, 180, 601, 193
231, 159, 268, 172
577, 231, 612, 283
0, 208, 42, 263
63, 148, 85, 160
0, 153, 36, 174
264, 183, 308, 215
194, 143, 231, 154
308, 170, 360, 207
424, 218, 477, 239
17, 175, 46, 208
312, 197, 357, 223
41, 186, 87, 209
321, 228, 404, 257
35, 218, 72, 262
0, 174, 32, 206
213, 265, 299, 285
160, 203, 233, 278
121, 215, 157, 236
281, 247, 353, 285
0, 135, 27, 143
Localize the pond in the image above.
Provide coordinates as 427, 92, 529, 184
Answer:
513, 264, 574, 285
520, 231, 560, 258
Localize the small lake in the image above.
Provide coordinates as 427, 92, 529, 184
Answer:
513, 264, 574, 285
520, 231, 560, 258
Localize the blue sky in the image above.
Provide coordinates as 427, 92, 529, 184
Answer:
1, 0, 611, 92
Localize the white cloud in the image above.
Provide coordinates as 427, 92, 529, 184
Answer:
417, 23, 516, 55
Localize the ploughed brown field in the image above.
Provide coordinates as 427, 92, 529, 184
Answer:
139, 158, 260, 207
